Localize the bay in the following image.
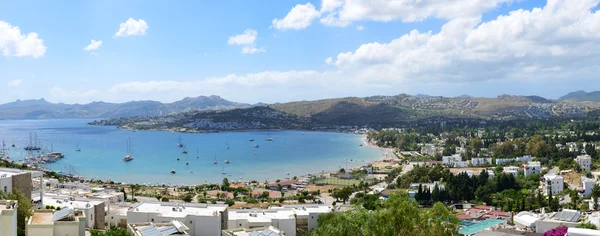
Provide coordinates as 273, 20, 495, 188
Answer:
0, 119, 384, 185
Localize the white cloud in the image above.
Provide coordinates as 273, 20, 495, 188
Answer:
328, 0, 600, 84
272, 3, 321, 30
320, 0, 512, 27
0, 21, 46, 58
8, 80, 22, 87
44, 0, 600, 104
355, 25, 365, 31
242, 46, 266, 54
228, 29, 258, 45
321, 0, 343, 13
83, 39, 102, 51
228, 29, 265, 54
114, 18, 149, 37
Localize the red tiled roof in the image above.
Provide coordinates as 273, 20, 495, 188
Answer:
473, 205, 494, 211
456, 214, 475, 220
269, 180, 298, 186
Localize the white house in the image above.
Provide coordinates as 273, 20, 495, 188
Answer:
503, 166, 520, 177
0, 168, 43, 200
582, 178, 596, 197
26, 208, 86, 236
222, 226, 283, 236
576, 155, 592, 172
524, 162, 541, 177
42, 193, 105, 229
543, 174, 564, 195
269, 205, 332, 233
0, 200, 18, 236
470, 158, 492, 167
442, 154, 462, 167
227, 209, 296, 236
516, 155, 533, 163
106, 204, 130, 228
127, 202, 228, 236
495, 158, 516, 165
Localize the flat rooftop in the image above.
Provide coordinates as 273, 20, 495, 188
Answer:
228, 209, 295, 222
131, 203, 227, 218
43, 195, 104, 209
30, 211, 53, 225
0, 168, 42, 178
270, 205, 331, 216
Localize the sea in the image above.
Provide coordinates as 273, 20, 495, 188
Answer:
0, 119, 384, 185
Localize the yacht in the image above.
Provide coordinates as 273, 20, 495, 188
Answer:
249, 139, 254, 142
185, 161, 189, 165
182, 145, 188, 154
177, 136, 183, 147
170, 170, 176, 174
177, 157, 180, 161
225, 160, 230, 164
253, 144, 259, 148
75, 142, 81, 152
123, 138, 134, 162
213, 155, 218, 164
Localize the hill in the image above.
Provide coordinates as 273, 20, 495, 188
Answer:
0, 96, 251, 119
559, 90, 600, 102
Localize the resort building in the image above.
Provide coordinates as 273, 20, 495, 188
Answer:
42, 193, 105, 229
0, 168, 43, 200
524, 161, 541, 177
513, 211, 540, 231
222, 226, 284, 236
543, 174, 564, 195
26, 208, 86, 236
85, 188, 125, 203
576, 155, 592, 172
0, 200, 18, 236
503, 166, 519, 177
127, 220, 190, 235
127, 202, 228, 236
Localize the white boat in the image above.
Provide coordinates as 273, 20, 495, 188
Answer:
225, 160, 230, 164
182, 145, 188, 154
253, 144, 259, 148
75, 142, 81, 152
196, 148, 199, 158
213, 155, 218, 164
171, 170, 176, 174
177, 136, 183, 147
123, 138, 134, 162
185, 161, 189, 165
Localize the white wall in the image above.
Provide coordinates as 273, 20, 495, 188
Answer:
0, 177, 13, 194
272, 218, 296, 236
54, 222, 82, 236
0, 207, 17, 236
189, 215, 221, 236
307, 212, 320, 232
25, 226, 53, 236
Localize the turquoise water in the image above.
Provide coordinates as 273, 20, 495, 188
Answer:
0, 119, 383, 185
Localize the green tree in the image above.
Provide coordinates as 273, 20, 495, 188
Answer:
592, 184, 600, 210
222, 178, 230, 191
182, 194, 193, 203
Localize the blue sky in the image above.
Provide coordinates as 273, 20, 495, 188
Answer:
1, 0, 599, 104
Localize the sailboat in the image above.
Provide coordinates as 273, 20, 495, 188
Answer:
75, 142, 81, 152
185, 161, 189, 165
224, 160, 230, 164
226, 142, 230, 149
182, 145, 188, 154
11, 139, 15, 148
177, 136, 183, 147
221, 165, 226, 175
213, 154, 218, 164
196, 148, 199, 158
123, 138, 134, 162
265, 131, 273, 142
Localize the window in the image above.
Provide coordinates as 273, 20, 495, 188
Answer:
151, 219, 154, 222
3, 186, 6, 193
190, 221, 192, 224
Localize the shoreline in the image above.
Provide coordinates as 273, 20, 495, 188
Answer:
35, 134, 391, 188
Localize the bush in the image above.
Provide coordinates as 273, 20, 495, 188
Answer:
246, 198, 259, 204
225, 199, 235, 206
161, 197, 170, 202
279, 198, 285, 203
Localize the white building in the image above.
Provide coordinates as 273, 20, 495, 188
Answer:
503, 166, 520, 177
0, 168, 43, 200
495, 158, 515, 165
26, 208, 86, 236
0, 200, 18, 236
127, 202, 228, 236
128, 220, 190, 235
516, 155, 533, 163
576, 155, 592, 172
535, 210, 581, 233
470, 158, 492, 167
524, 161, 542, 177
106, 203, 130, 228
442, 154, 462, 167
487, 170, 495, 179
269, 205, 332, 233
42, 193, 105, 229
228, 209, 296, 236
543, 174, 564, 195
582, 178, 596, 197
513, 211, 540, 230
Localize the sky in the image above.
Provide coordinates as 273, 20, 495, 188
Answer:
1, 0, 599, 104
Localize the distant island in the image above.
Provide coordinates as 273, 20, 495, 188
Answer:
88, 93, 600, 132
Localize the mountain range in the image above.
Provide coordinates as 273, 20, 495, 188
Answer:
89, 91, 600, 131
558, 91, 600, 102
0, 96, 251, 119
